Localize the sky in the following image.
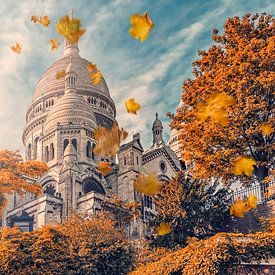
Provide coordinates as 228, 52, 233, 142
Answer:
0, 0, 274, 156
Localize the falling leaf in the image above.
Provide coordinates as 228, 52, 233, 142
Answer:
10, 43, 22, 54
186, 236, 199, 245
98, 161, 112, 176
55, 70, 66, 80
90, 70, 102, 85
49, 39, 60, 50
195, 92, 235, 125
31, 15, 40, 23
230, 198, 250, 218
246, 194, 257, 209
156, 222, 171, 236
129, 12, 155, 42
56, 15, 86, 44
87, 63, 97, 71
134, 173, 162, 195
125, 98, 141, 115
232, 156, 256, 176
93, 121, 128, 157
40, 16, 51, 27
261, 123, 273, 136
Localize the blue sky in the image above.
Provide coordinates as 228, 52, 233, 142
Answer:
0, 0, 274, 155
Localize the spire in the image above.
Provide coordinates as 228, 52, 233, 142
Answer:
152, 112, 163, 145
65, 56, 77, 93
63, 10, 80, 57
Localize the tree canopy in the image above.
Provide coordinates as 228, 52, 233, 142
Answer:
171, 13, 274, 185
0, 150, 48, 213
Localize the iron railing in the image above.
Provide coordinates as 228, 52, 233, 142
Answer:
230, 181, 274, 204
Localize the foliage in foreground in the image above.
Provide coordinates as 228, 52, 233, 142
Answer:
132, 220, 275, 275
171, 13, 274, 184
150, 171, 231, 248
0, 213, 133, 275
0, 150, 48, 213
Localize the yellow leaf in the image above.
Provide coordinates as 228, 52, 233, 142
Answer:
55, 70, 66, 80
246, 194, 257, 209
10, 43, 22, 54
230, 198, 250, 218
261, 123, 273, 136
97, 161, 112, 176
125, 98, 141, 115
87, 63, 97, 71
56, 15, 85, 44
90, 70, 102, 85
129, 12, 155, 42
134, 173, 162, 195
93, 121, 128, 157
232, 156, 256, 176
195, 92, 235, 125
49, 39, 60, 50
40, 16, 51, 27
157, 222, 171, 236
31, 15, 40, 23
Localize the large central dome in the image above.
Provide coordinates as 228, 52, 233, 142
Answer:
33, 45, 110, 101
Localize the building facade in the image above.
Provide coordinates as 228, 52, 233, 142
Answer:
3, 41, 180, 236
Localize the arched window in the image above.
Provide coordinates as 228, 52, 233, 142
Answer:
51, 99, 54, 106
130, 152, 134, 165
124, 157, 127, 165
63, 139, 69, 152
83, 178, 105, 195
46, 101, 48, 108
27, 143, 32, 160
86, 141, 95, 159
72, 139, 77, 152
50, 143, 54, 160
44, 185, 55, 196
33, 137, 39, 159
44, 146, 49, 162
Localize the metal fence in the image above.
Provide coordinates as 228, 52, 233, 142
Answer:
230, 181, 274, 204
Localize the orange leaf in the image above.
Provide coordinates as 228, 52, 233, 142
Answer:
97, 161, 112, 176
90, 70, 102, 85
87, 63, 97, 71
40, 16, 51, 27
230, 198, 250, 218
232, 156, 256, 176
125, 98, 141, 115
134, 173, 162, 195
157, 222, 172, 236
246, 194, 257, 209
261, 123, 273, 136
10, 43, 22, 54
49, 39, 60, 50
31, 15, 40, 23
129, 12, 155, 42
55, 70, 66, 80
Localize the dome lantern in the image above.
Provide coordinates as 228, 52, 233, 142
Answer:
65, 56, 77, 93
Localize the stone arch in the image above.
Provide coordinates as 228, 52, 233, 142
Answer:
33, 137, 39, 159
72, 138, 77, 152
63, 139, 69, 152
82, 178, 105, 195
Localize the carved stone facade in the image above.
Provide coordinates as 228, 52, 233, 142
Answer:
2, 41, 181, 237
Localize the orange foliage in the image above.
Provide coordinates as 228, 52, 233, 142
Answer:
0, 214, 133, 274
171, 13, 274, 184
131, 231, 275, 275
0, 150, 48, 213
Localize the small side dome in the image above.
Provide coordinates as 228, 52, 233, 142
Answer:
64, 141, 77, 162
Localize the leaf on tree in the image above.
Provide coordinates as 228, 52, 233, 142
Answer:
49, 39, 60, 50
56, 15, 85, 44
10, 43, 22, 54
129, 12, 155, 42
134, 173, 162, 195
232, 156, 256, 176
97, 161, 112, 176
125, 98, 141, 115
93, 121, 128, 157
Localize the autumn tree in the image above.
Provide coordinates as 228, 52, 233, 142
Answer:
149, 171, 231, 248
0, 150, 48, 213
0, 213, 134, 274
171, 13, 274, 185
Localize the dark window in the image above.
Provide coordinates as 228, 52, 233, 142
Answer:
44, 185, 55, 196
50, 143, 54, 160
83, 178, 105, 194
136, 156, 139, 165
63, 139, 69, 152
72, 139, 77, 152
160, 161, 167, 173
86, 141, 94, 159
44, 146, 49, 162
124, 157, 127, 165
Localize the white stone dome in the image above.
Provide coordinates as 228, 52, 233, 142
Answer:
33, 45, 110, 101
44, 91, 97, 134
